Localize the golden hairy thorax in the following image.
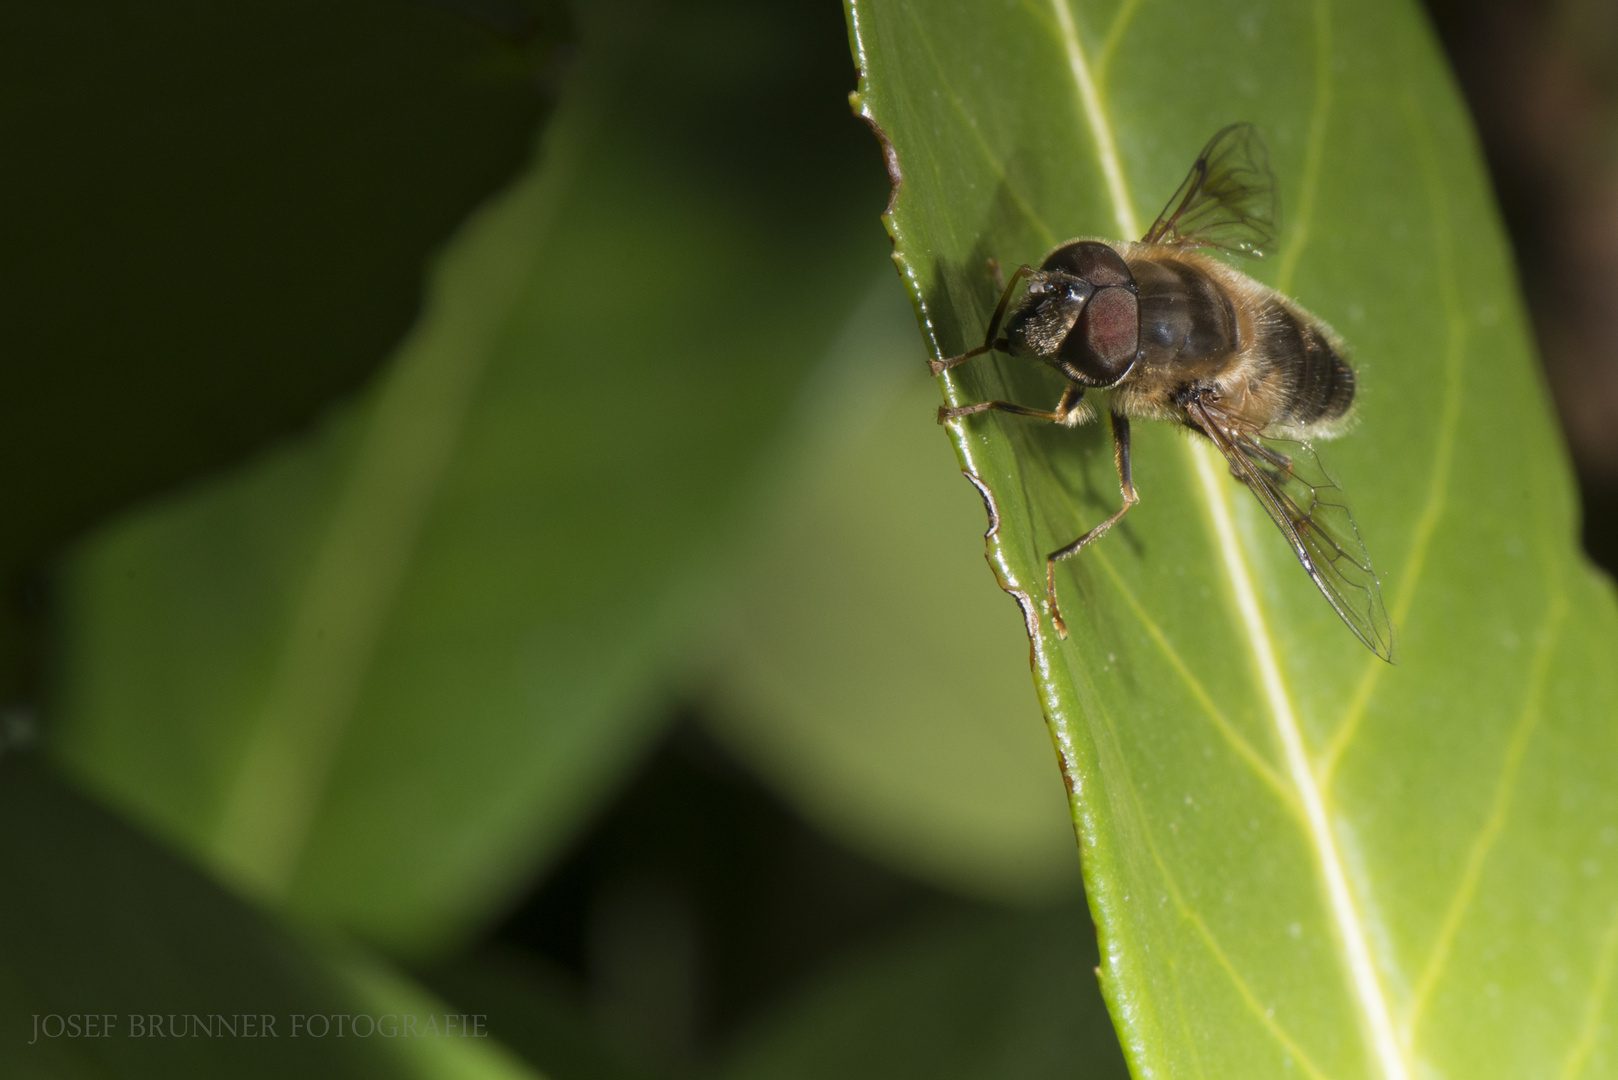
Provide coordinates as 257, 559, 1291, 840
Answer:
1108, 243, 1356, 440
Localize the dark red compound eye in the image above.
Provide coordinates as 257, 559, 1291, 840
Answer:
1070, 285, 1139, 384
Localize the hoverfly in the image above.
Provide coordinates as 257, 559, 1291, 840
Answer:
934, 124, 1394, 660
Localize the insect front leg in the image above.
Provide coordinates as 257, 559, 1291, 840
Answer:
1046, 412, 1139, 639
937, 384, 1087, 426
929, 263, 1034, 375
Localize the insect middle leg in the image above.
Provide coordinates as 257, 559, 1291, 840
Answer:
1046, 412, 1138, 639
938, 384, 1085, 426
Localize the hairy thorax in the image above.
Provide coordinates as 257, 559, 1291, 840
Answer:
1106, 243, 1356, 439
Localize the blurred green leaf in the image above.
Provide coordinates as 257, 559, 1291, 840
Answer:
425, 950, 663, 1080
47, 0, 884, 958
336, 950, 555, 1080
706, 276, 1081, 905
718, 905, 1127, 1080
0, 755, 540, 1080
849, 0, 1618, 1077
0, 1, 553, 695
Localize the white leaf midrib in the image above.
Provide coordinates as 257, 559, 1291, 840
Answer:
1046, 3, 1410, 1078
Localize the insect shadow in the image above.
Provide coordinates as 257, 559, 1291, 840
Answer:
927, 220, 1146, 567
925, 127, 1393, 659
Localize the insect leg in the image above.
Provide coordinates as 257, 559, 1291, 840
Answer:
929, 264, 1033, 375
1046, 413, 1139, 639
938, 385, 1086, 426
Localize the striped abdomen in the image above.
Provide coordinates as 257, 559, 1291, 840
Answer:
1124, 250, 1355, 432
1260, 300, 1355, 429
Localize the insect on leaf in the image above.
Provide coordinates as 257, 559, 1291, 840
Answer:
847, 1, 1618, 1078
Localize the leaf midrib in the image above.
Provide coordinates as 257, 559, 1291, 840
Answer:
862, 0, 1614, 1074
862, 0, 1422, 1072
1042, 3, 1411, 1078
206, 84, 592, 899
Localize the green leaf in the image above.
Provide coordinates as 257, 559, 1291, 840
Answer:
718, 905, 1128, 1080
0, 1, 549, 697
0, 756, 539, 1080
46, 0, 882, 958
424, 950, 663, 1080
848, 0, 1618, 1077
706, 276, 1082, 905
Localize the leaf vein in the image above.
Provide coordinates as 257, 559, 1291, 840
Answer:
1048, 0, 1139, 236
1087, 549, 1297, 808
1274, 0, 1334, 295
1191, 443, 1409, 1080
902, 8, 1057, 249
1167, 957, 1213, 1080
1560, 904, 1618, 1080
1095, 0, 1146, 90
1319, 87, 1470, 786
1054, 6, 1404, 1076
1400, 589, 1568, 1047
206, 101, 584, 896
1095, 699, 1338, 1080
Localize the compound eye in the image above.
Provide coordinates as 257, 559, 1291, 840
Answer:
1040, 240, 1133, 288
1059, 284, 1139, 386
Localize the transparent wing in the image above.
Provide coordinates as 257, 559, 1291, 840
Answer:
1188, 400, 1396, 661
1142, 124, 1278, 258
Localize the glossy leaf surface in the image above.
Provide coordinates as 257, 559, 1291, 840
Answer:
847, 0, 1618, 1077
